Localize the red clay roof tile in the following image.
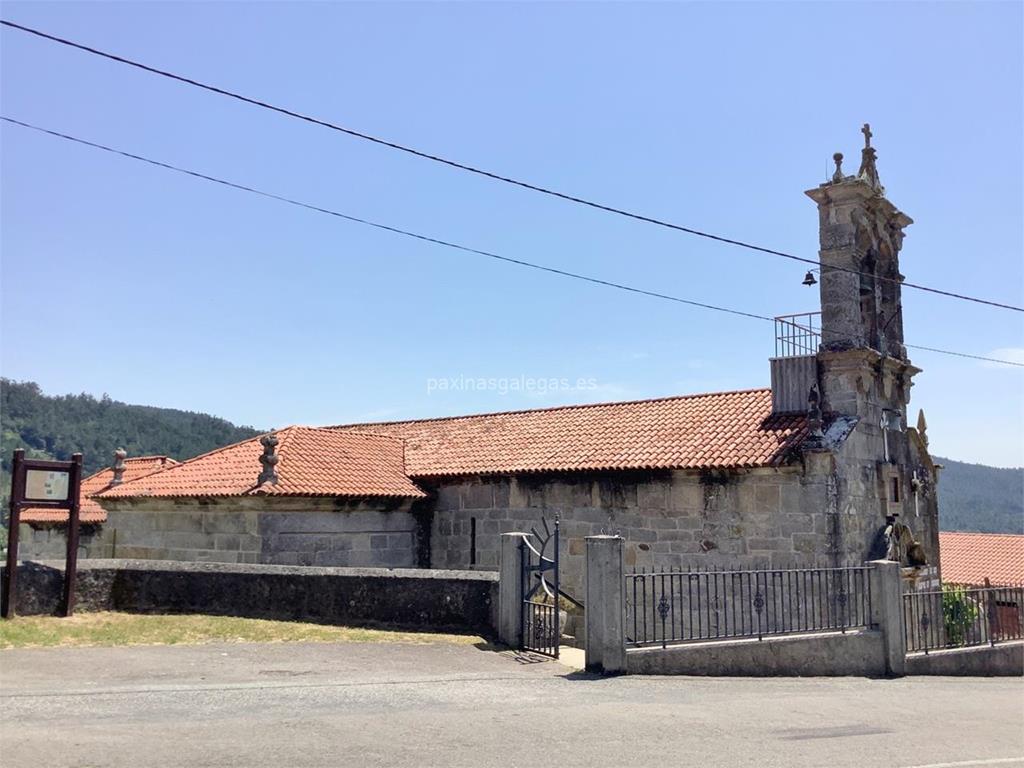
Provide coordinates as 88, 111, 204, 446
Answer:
336, 388, 806, 477
88, 390, 808, 504
98, 427, 426, 500
938, 532, 1024, 586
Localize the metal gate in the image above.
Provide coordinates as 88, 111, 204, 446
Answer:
519, 516, 560, 658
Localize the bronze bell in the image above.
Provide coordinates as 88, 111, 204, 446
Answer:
802, 270, 818, 287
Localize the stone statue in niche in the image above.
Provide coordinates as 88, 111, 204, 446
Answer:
880, 514, 928, 567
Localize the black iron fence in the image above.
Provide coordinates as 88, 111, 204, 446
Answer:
523, 600, 560, 657
519, 517, 561, 659
625, 566, 873, 649
903, 583, 1024, 654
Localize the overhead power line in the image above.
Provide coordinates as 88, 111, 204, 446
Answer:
3, 116, 1021, 369
2, 18, 1022, 315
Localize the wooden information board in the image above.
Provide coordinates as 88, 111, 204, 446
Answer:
2, 450, 84, 618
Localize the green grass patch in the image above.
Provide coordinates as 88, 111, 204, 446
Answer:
0, 612, 485, 649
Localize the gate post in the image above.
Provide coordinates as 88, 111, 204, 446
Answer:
585, 535, 626, 675
869, 559, 906, 677
498, 532, 528, 647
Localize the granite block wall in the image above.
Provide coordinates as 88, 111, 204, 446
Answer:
426, 467, 838, 598
16, 524, 106, 562
18, 498, 420, 570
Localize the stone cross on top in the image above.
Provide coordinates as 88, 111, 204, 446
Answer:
857, 122, 883, 192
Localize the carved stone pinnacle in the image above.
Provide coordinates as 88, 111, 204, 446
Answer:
258, 432, 280, 486
832, 152, 844, 182
111, 447, 128, 486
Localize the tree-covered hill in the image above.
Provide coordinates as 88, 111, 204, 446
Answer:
934, 456, 1023, 535
1, 378, 261, 509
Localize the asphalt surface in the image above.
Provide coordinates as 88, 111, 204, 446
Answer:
1, 641, 1022, 768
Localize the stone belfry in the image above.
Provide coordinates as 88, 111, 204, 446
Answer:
800, 126, 939, 571
805, 125, 920, 419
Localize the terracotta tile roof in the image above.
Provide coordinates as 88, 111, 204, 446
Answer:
20, 457, 178, 525
335, 388, 807, 477
98, 427, 426, 500
939, 532, 1024, 586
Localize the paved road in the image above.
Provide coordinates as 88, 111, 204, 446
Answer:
1, 642, 1022, 768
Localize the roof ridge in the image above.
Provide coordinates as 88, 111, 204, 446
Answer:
81, 456, 181, 500
270, 426, 302, 487
940, 531, 1023, 539
84, 455, 172, 477
273, 424, 299, 455
329, 387, 772, 430
96, 430, 275, 496
275, 425, 410, 448
274, 425, 407, 441
328, 428, 410, 444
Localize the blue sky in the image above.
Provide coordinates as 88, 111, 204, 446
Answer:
1, 2, 1021, 467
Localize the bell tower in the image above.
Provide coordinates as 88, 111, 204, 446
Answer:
800, 126, 939, 572
805, 124, 919, 419
806, 124, 913, 358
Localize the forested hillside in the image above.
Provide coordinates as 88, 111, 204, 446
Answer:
934, 456, 1023, 535
1, 379, 260, 511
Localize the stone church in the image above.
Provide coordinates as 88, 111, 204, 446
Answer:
19, 127, 941, 596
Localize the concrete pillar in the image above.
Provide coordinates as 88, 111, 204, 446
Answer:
498, 532, 527, 647
869, 559, 906, 677
585, 535, 626, 675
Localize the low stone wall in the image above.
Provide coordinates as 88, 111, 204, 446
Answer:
626, 630, 886, 676
1, 559, 497, 634
905, 643, 1024, 677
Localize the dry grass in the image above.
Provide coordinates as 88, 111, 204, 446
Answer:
0, 612, 485, 649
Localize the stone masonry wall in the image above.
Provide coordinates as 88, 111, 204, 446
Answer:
17, 524, 106, 562
820, 351, 941, 571
19, 498, 419, 569
426, 467, 835, 597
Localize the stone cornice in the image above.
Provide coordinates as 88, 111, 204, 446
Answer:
818, 347, 921, 377
805, 178, 913, 228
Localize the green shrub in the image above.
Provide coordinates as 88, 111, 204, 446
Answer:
942, 584, 980, 646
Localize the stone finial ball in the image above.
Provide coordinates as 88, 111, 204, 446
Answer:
833, 152, 843, 162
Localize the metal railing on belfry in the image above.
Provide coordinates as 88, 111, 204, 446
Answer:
624, 565, 873, 649
774, 312, 822, 358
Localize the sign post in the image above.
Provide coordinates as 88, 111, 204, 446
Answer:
2, 450, 84, 618
2, 450, 27, 619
